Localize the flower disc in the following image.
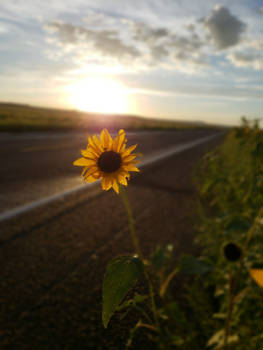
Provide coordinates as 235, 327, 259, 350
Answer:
98, 151, 122, 173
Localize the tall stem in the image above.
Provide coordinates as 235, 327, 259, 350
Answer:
223, 274, 235, 350
119, 186, 161, 334
119, 186, 143, 260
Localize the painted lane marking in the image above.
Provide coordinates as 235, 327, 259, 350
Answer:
0, 133, 222, 223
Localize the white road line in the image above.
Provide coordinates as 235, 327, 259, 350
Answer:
0, 133, 221, 223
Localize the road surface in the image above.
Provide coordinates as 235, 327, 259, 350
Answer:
0, 129, 218, 214
0, 129, 225, 349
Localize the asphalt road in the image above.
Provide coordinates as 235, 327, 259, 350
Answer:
0, 129, 225, 349
0, 129, 217, 214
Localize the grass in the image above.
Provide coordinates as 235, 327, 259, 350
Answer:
0, 102, 224, 132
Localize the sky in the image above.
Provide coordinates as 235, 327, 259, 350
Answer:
0, 0, 263, 126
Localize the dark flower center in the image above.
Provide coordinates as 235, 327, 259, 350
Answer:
223, 243, 242, 262
98, 151, 122, 173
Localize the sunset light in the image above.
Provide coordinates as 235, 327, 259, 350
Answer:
68, 77, 128, 114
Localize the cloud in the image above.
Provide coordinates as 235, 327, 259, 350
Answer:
45, 21, 141, 61
127, 19, 208, 70
243, 39, 263, 50
203, 5, 246, 49
227, 52, 263, 70
170, 32, 203, 52
44, 18, 210, 72
44, 8, 259, 74
130, 21, 169, 44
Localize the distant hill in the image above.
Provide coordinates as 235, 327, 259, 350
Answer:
0, 102, 222, 132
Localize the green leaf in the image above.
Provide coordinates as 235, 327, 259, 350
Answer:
207, 329, 224, 348
225, 218, 250, 233
251, 262, 263, 269
207, 329, 239, 349
253, 142, 263, 156
179, 255, 214, 275
150, 245, 172, 269
212, 313, 226, 320
164, 302, 188, 326
102, 255, 144, 328
116, 293, 148, 312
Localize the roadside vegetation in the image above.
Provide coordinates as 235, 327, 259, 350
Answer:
0, 102, 220, 132
98, 119, 263, 349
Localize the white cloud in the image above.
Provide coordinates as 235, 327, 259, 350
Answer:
203, 5, 246, 50
45, 21, 141, 61
242, 39, 263, 50
44, 18, 211, 73
227, 52, 263, 70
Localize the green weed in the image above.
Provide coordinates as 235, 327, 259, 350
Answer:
101, 118, 263, 349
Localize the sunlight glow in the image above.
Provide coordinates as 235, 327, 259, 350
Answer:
68, 77, 128, 114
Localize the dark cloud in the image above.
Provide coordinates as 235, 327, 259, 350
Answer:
46, 21, 140, 60
170, 33, 203, 52
168, 32, 207, 68
185, 23, 196, 32
128, 20, 206, 68
150, 44, 169, 60
203, 5, 246, 50
131, 22, 169, 44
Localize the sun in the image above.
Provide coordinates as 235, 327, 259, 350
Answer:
68, 77, 128, 114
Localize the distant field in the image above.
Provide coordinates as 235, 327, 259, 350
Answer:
0, 102, 222, 132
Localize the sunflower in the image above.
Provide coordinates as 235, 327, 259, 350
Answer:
73, 129, 140, 194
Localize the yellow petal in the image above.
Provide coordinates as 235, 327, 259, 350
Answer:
122, 154, 137, 163
112, 137, 119, 152
102, 176, 112, 191
85, 175, 98, 183
100, 129, 112, 149
122, 144, 137, 157
118, 129, 126, 152
118, 174, 128, 186
81, 166, 88, 176
73, 158, 94, 166
113, 129, 126, 152
88, 136, 101, 155
126, 164, 140, 172
112, 180, 119, 194
119, 170, 130, 180
84, 167, 99, 178
250, 269, 263, 287
81, 149, 97, 159
93, 135, 103, 152
92, 171, 101, 179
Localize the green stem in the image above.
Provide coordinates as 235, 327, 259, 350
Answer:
119, 186, 161, 334
223, 274, 234, 350
119, 186, 143, 260
244, 206, 263, 252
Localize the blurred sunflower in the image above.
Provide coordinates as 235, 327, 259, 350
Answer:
73, 129, 140, 193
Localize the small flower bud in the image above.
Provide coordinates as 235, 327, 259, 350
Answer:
223, 243, 242, 262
